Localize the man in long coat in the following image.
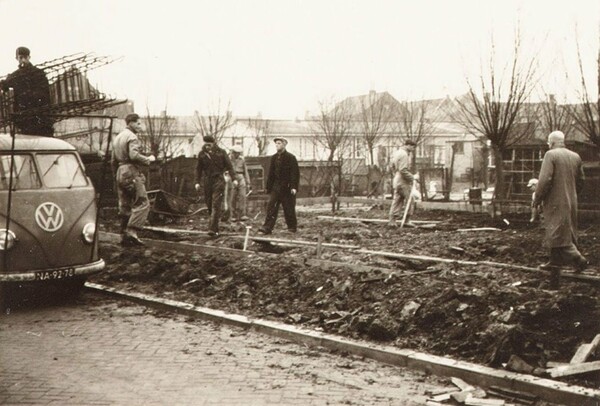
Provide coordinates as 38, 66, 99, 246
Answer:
258, 137, 299, 234
533, 130, 587, 287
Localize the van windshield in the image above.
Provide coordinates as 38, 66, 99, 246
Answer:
36, 153, 88, 188
0, 154, 42, 190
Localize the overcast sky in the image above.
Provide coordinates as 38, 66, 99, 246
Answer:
0, 0, 598, 117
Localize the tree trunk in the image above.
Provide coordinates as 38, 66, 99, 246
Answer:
492, 145, 505, 201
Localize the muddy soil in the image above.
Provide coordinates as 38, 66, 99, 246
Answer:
93, 206, 600, 388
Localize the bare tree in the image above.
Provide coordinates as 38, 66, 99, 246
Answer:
311, 97, 353, 195
193, 98, 234, 143
538, 93, 573, 136
454, 34, 538, 200
247, 117, 270, 155
567, 38, 600, 149
393, 98, 439, 169
358, 93, 393, 166
142, 106, 178, 159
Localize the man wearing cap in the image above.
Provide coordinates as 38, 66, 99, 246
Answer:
228, 144, 252, 221
195, 135, 235, 237
0, 46, 53, 136
388, 140, 418, 226
534, 130, 588, 288
111, 113, 156, 246
258, 137, 300, 234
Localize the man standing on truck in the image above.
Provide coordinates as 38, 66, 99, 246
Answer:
194, 135, 235, 237
111, 113, 156, 246
0, 46, 54, 136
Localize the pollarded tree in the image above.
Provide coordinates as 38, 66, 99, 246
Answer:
567, 37, 600, 150
142, 106, 178, 160
193, 97, 234, 143
311, 97, 353, 195
454, 34, 539, 200
247, 117, 270, 156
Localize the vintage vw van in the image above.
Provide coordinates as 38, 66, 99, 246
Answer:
0, 133, 104, 291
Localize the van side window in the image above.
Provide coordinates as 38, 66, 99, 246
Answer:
36, 153, 87, 188
0, 154, 42, 190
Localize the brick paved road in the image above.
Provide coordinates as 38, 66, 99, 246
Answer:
0, 291, 449, 405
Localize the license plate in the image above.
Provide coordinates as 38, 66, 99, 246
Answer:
34, 268, 75, 281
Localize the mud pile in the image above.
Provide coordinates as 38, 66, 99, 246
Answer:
94, 209, 600, 387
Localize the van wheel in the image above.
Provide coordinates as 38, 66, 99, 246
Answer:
61, 277, 87, 297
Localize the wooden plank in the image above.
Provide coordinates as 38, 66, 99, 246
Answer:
451, 377, 476, 392
244, 236, 359, 250
547, 360, 600, 378
570, 343, 593, 364
589, 334, 600, 356
317, 215, 439, 224
143, 226, 207, 235
464, 397, 505, 406
457, 227, 501, 232
546, 361, 569, 368
358, 249, 478, 266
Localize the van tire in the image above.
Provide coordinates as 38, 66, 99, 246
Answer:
61, 277, 86, 297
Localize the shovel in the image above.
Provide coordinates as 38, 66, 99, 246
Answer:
400, 181, 415, 228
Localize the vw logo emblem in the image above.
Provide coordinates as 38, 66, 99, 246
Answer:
35, 202, 64, 232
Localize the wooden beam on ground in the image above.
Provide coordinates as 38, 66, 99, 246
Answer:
571, 344, 593, 364
99, 232, 255, 258
143, 226, 207, 235
358, 249, 479, 266
456, 227, 502, 232
547, 360, 600, 378
317, 215, 439, 224
337, 196, 389, 205
570, 334, 600, 364
242, 236, 360, 250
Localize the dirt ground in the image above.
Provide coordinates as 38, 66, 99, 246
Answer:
92, 205, 600, 388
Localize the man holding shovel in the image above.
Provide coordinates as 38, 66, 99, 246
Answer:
389, 139, 418, 227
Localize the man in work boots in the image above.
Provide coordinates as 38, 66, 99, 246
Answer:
194, 135, 235, 237
228, 144, 252, 221
534, 130, 588, 288
388, 139, 418, 226
258, 137, 299, 234
111, 113, 156, 246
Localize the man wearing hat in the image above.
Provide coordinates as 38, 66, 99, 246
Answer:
111, 113, 156, 246
258, 137, 300, 234
0, 46, 54, 136
195, 135, 235, 237
389, 139, 418, 226
228, 144, 252, 221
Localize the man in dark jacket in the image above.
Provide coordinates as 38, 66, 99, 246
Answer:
0, 46, 53, 136
534, 130, 588, 288
258, 137, 300, 234
194, 135, 235, 237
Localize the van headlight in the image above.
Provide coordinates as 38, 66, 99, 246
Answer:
82, 223, 96, 243
0, 229, 16, 250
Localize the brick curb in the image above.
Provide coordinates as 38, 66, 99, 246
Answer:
86, 282, 600, 406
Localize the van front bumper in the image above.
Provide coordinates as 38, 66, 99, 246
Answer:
0, 259, 105, 282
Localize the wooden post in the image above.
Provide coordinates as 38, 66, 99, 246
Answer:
243, 226, 252, 251
316, 233, 323, 258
